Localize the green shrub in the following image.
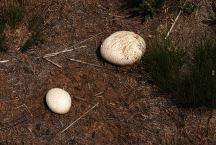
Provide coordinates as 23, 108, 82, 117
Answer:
126, 0, 180, 20
182, 1, 197, 15
131, 0, 166, 18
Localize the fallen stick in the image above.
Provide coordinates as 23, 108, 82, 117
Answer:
165, 0, 188, 39
61, 102, 99, 133
165, 10, 182, 39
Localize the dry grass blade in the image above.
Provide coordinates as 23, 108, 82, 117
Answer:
74, 32, 104, 46
43, 46, 87, 58
44, 58, 62, 68
61, 103, 99, 133
73, 96, 86, 101
68, 58, 103, 68
0, 60, 9, 63
43, 32, 103, 58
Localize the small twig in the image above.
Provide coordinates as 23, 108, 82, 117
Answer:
61, 103, 99, 133
44, 58, 62, 68
68, 58, 103, 68
0, 60, 9, 63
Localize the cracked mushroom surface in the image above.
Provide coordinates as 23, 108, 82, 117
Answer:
100, 31, 146, 66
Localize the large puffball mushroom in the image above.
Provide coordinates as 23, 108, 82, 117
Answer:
100, 31, 146, 66
46, 88, 71, 114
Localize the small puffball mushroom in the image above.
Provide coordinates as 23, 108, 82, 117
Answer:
100, 31, 146, 66
46, 88, 71, 114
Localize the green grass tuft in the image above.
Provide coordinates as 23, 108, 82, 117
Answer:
177, 38, 216, 107
20, 31, 43, 52
142, 37, 185, 93
0, 12, 6, 30
3, 4, 25, 28
142, 36, 216, 108
0, 33, 6, 52
20, 15, 44, 52
28, 15, 44, 32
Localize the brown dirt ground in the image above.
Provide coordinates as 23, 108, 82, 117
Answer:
0, 0, 216, 145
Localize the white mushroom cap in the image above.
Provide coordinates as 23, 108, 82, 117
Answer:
46, 88, 71, 114
100, 31, 146, 66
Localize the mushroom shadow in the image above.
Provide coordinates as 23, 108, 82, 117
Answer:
43, 94, 50, 110
95, 45, 105, 63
